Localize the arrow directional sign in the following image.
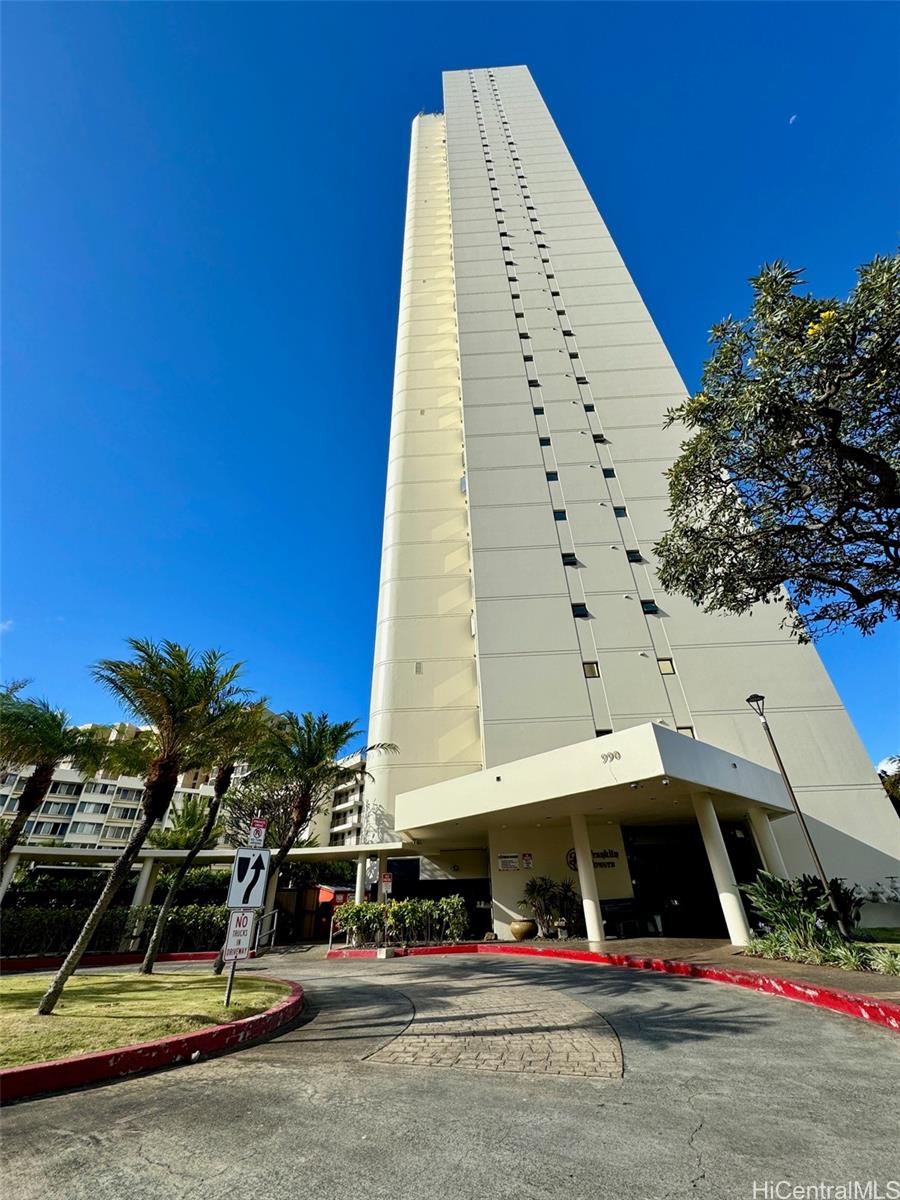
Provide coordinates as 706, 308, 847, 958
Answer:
226, 849, 271, 910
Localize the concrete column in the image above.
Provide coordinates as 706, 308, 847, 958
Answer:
376, 853, 387, 901
747, 807, 789, 878
355, 853, 367, 903
130, 857, 158, 908
0, 854, 20, 903
692, 793, 752, 947
570, 813, 605, 950
127, 858, 160, 950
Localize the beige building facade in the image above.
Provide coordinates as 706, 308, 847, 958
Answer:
362, 65, 898, 945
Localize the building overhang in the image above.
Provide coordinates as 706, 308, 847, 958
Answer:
6, 841, 408, 868
394, 723, 792, 842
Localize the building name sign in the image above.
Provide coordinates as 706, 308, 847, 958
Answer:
566, 848, 620, 872
497, 854, 520, 872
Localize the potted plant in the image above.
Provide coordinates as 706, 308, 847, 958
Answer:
517, 876, 556, 939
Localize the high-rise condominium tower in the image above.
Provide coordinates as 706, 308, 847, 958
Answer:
362, 66, 897, 941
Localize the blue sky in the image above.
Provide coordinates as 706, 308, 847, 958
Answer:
3, 2, 898, 764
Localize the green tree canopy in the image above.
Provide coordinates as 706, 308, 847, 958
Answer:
148, 794, 224, 850
655, 254, 900, 640
0, 696, 116, 869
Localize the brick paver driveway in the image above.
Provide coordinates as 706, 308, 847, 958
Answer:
5, 952, 898, 1200
367, 962, 622, 1076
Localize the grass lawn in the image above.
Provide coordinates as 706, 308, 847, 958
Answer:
857, 928, 900, 945
0, 972, 290, 1069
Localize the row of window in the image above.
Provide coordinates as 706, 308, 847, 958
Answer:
474, 75, 687, 732
582, 658, 674, 678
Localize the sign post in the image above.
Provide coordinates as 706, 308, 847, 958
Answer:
223, 848, 271, 1006
381, 871, 393, 897
223, 910, 256, 1006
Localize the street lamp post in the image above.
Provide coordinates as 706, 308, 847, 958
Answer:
745, 694, 849, 938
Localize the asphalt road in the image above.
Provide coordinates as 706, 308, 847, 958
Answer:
4, 953, 898, 1200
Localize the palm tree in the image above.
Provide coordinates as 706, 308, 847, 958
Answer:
148, 794, 225, 850
0, 695, 114, 871
212, 712, 395, 972
139, 701, 268, 975
36, 639, 252, 1015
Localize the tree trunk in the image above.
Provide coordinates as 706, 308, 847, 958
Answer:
212, 808, 305, 975
37, 763, 180, 1015
0, 764, 55, 873
140, 765, 232, 975
36, 809, 157, 1014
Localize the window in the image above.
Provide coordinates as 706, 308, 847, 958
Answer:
50, 781, 82, 796
595, 729, 613, 738
614, 505, 627, 517
103, 825, 132, 840
626, 549, 642, 563
41, 801, 76, 816
70, 821, 103, 835
553, 509, 567, 521
593, 434, 607, 444
677, 726, 695, 738
641, 599, 659, 614
523, 355, 534, 363
546, 471, 558, 481
583, 661, 600, 678
79, 800, 110, 815
31, 821, 67, 837
584, 404, 595, 412
518, 332, 530, 340
514, 312, 524, 319
539, 436, 551, 446
658, 659, 675, 675
528, 379, 541, 388
110, 806, 138, 821
551, 290, 560, 297
533, 406, 544, 415
561, 552, 577, 566
602, 467, 615, 478
572, 603, 589, 618
576, 376, 589, 385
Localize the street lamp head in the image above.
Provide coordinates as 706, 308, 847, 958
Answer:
745, 694, 766, 718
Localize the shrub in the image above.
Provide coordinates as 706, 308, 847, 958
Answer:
866, 946, 900, 975
519, 876, 585, 938
741, 871, 861, 950
824, 943, 871, 972
333, 896, 470, 947
1, 904, 229, 958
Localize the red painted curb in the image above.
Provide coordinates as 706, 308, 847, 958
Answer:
327, 943, 900, 1032
0, 977, 303, 1104
1, 951, 233, 974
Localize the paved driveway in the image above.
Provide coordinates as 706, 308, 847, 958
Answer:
4, 953, 898, 1200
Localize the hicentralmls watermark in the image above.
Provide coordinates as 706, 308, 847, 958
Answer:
752, 1184, 900, 1200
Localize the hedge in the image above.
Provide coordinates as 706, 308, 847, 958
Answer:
1, 904, 230, 958
333, 895, 468, 947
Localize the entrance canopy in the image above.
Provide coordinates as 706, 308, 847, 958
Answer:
394, 723, 792, 842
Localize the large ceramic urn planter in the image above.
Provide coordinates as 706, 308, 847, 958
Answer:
510, 919, 538, 941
